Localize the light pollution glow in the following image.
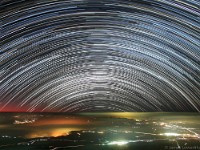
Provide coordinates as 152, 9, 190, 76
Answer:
0, 113, 199, 139
27, 128, 80, 139
17, 117, 89, 138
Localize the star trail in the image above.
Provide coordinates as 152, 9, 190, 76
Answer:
0, 0, 200, 112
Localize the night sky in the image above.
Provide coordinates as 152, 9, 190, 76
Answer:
1, 0, 200, 112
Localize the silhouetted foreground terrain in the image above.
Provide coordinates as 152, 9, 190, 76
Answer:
0, 113, 200, 150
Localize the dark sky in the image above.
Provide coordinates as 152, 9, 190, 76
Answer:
0, 0, 200, 112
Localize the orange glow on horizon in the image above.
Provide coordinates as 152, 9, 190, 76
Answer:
27, 128, 81, 138
0, 105, 29, 112
33, 118, 88, 126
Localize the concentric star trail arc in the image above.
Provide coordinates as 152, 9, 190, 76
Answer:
0, 0, 200, 112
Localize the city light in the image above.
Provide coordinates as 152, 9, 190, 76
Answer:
163, 133, 180, 137
108, 141, 129, 146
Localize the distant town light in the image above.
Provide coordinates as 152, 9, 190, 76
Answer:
108, 141, 128, 146
164, 133, 180, 136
